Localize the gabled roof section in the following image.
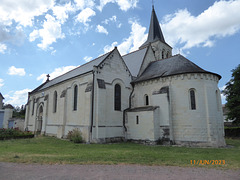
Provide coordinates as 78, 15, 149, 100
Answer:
0, 92, 4, 99
133, 54, 221, 83
139, 6, 166, 49
30, 49, 113, 94
122, 47, 148, 77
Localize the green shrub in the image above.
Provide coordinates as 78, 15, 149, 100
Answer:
225, 127, 240, 137
67, 128, 84, 143
0, 128, 34, 140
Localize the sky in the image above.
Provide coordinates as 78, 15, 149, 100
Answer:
0, 0, 239, 107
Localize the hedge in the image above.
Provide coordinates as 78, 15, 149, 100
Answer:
225, 127, 240, 137
0, 128, 34, 140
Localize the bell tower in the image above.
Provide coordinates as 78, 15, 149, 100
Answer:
139, 6, 172, 60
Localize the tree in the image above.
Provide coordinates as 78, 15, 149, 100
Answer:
222, 64, 240, 125
12, 105, 26, 119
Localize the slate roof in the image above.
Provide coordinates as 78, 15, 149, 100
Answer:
122, 47, 148, 77
0, 93, 4, 99
133, 54, 221, 83
140, 6, 171, 49
30, 49, 113, 94
30, 46, 150, 94
126, 106, 159, 112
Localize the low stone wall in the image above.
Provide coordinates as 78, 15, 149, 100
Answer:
8, 118, 25, 131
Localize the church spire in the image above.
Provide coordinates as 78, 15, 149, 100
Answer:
139, 6, 166, 49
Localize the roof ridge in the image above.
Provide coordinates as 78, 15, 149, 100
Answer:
133, 54, 221, 83
122, 46, 147, 57
149, 54, 179, 65
44, 49, 113, 84
30, 49, 115, 94
0, 92, 4, 99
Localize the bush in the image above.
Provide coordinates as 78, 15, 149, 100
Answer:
225, 127, 240, 137
67, 128, 84, 143
0, 128, 34, 140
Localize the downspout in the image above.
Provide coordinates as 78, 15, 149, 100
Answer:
168, 82, 174, 144
90, 69, 95, 142
123, 83, 135, 132
25, 92, 30, 131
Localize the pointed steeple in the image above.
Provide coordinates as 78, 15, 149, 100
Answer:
140, 6, 166, 49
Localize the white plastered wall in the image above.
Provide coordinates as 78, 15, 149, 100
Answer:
91, 48, 132, 141
130, 73, 225, 147
151, 41, 172, 61
126, 110, 156, 141
25, 72, 93, 141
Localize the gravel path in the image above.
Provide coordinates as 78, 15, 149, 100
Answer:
0, 162, 239, 180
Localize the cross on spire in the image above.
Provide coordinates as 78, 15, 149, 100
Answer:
46, 74, 50, 82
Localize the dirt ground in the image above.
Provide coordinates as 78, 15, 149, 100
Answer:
0, 162, 239, 180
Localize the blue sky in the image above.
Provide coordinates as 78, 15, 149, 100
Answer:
0, 0, 239, 107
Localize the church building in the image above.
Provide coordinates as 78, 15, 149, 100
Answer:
25, 7, 225, 147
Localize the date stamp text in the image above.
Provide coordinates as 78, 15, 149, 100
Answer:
190, 160, 225, 165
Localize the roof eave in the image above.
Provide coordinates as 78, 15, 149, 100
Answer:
132, 72, 221, 84
29, 70, 93, 95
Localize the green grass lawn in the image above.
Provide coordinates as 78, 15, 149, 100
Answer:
0, 137, 239, 169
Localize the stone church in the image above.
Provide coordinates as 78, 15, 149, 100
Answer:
25, 7, 225, 147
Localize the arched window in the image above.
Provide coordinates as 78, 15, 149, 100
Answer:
166, 52, 170, 58
37, 105, 43, 132
144, 94, 149, 106
189, 89, 196, 110
32, 98, 35, 115
53, 91, 57, 113
162, 50, 165, 59
114, 84, 121, 111
73, 85, 78, 111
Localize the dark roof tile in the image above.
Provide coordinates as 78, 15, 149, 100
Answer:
133, 54, 221, 83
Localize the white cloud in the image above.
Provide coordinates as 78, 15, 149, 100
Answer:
219, 85, 226, 91
162, 0, 240, 51
4, 88, 32, 106
102, 15, 121, 28
29, 30, 39, 42
220, 85, 227, 104
96, 25, 108, 35
0, 43, 7, 54
103, 41, 118, 54
221, 93, 226, 104
7, 66, 26, 76
51, 49, 57, 55
74, 0, 95, 10
0, 0, 54, 51
0, 79, 4, 87
75, 8, 96, 25
98, 0, 114, 11
83, 56, 93, 62
29, 14, 65, 50
103, 20, 147, 55
98, 0, 139, 11
37, 65, 78, 83
52, 2, 75, 24
115, 0, 138, 11
0, 0, 54, 27
0, 25, 25, 48
102, 15, 117, 24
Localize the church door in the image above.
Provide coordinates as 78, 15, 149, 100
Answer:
36, 105, 43, 134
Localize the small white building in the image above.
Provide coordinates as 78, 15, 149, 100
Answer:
25, 7, 225, 147
0, 93, 14, 129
